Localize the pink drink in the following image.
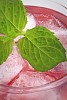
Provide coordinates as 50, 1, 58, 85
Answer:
0, 3, 67, 100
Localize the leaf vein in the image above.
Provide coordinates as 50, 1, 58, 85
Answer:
39, 45, 65, 58
26, 37, 57, 63
39, 50, 46, 66
0, 9, 21, 33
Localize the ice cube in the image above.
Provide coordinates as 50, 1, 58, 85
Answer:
12, 72, 46, 87
10, 70, 56, 88
55, 62, 67, 74
54, 29, 67, 49
23, 13, 36, 31
0, 46, 26, 84
45, 61, 67, 80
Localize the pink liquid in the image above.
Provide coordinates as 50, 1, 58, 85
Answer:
0, 6, 67, 100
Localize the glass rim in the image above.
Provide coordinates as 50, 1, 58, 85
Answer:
0, 0, 67, 94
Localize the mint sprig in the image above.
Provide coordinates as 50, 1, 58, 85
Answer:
0, 0, 66, 71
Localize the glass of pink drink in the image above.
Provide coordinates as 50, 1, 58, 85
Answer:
0, 0, 67, 100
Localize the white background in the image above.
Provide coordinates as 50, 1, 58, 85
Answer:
23, 0, 67, 7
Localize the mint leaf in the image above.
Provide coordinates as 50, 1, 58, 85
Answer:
0, 36, 13, 64
0, 0, 27, 38
18, 26, 66, 72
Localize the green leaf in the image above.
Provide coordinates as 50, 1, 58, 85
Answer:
0, 36, 13, 64
18, 26, 66, 72
0, 0, 27, 38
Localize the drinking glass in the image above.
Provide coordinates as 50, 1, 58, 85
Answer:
0, 0, 67, 100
